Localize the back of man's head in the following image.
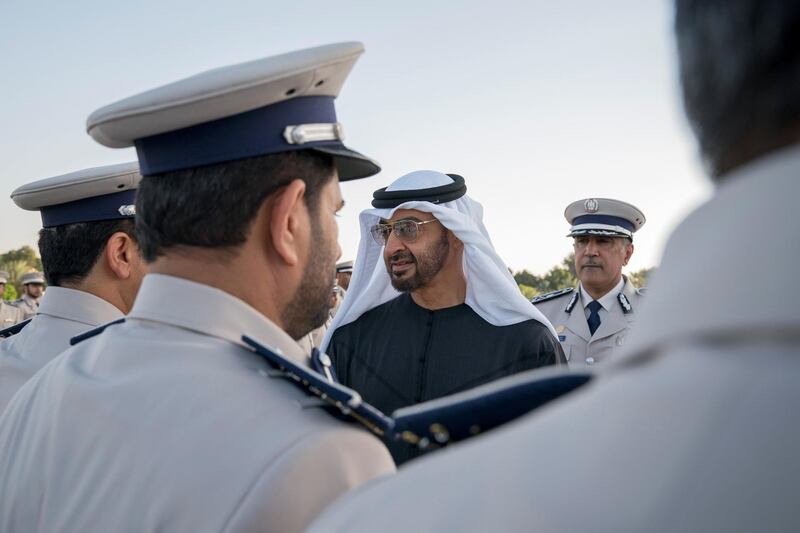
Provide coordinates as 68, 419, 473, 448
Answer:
38, 219, 137, 288
135, 150, 334, 262
676, 0, 800, 179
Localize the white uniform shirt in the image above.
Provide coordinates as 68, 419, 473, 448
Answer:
0, 286, 123, 412
580, 277, 624, 321
534, 276, 641, 367
308, 146, 800, 533
12, 293, 40, 321
0, 273, 394, 533
0, 300, 23, 328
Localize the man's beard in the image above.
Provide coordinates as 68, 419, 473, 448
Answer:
282, 216, 337, 341
386, 231, 450, 293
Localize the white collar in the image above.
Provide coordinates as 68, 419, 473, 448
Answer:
37, 286, 123, 326
579, 277, 624, 311
128, 274, 308, 366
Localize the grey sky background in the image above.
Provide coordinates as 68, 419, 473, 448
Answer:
0, 0, 710, 275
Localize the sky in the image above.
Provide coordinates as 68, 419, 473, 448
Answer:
0, 0, 711, 276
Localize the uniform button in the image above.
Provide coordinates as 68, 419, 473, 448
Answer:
585, 357, 595, 365
616, 336, 625, 346
257, 368, 268, 377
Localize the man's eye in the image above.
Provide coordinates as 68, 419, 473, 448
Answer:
395, 223, 413, 236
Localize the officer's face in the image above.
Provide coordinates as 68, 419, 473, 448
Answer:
282, 176, 343, 340
24, 283, 44, 298
573, 236, 633, 293
335, 271, 351, 291
382, 208, 450, 293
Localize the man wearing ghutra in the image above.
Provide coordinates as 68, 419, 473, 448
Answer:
323, 170, 565, 463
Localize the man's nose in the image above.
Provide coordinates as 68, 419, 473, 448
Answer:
384, 229, 406, 255
584, 240, 600, 255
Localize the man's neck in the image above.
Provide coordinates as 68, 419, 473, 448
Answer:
581, 275, 624, 301
67, 277, 127, 314
410, 273, 467, 310
149, 252, 285, 329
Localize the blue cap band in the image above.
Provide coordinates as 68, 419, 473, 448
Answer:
135, 95, 341, 176
40, 189, 136, 228
572, 214, 635, 233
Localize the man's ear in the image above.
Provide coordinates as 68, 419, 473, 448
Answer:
623, 242, 635, 266
104, 231, 138, 280
267, 179, 307, 266
448, 229, 464, 250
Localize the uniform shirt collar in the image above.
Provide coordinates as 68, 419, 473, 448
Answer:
37, 286, 124, 326
128, 274, 309, 366
579, 277, 624, 311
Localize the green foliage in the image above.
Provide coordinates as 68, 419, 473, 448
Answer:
3, 284, 17, 302
514, 253, 577, 295
518, 284, 538, 300
514, 270, 539, 289
0, 246, 44, 295
629, 266, 656, 289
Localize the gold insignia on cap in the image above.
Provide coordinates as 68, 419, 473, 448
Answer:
584, 198, 599, 213
556, 325, 566, 334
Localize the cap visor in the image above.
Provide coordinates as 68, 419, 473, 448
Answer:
568, 229, 631, 238
310, 143, 380, 181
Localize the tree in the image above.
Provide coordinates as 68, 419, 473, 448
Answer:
513, 254, 577, 297
0, 246, 43, 296
517, 284, 538, 300
629, 266, 656, 288
513, 269, 539, 289
2, 284, 17, 302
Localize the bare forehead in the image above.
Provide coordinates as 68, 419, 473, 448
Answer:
382, 208, 438, 223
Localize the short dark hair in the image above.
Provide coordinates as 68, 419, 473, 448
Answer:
38, 219, 137, 287
135, 150, 335, 262
676, 1, 800, 178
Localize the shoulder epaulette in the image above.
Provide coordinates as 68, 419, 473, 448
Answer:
530, 287, 575, 304
636, 287, 647, 295
70, 318, 126, 345
0, 318, 32, 339
242, 335, 394, 437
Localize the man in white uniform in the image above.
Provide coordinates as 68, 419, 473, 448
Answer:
335, 259, 354, 290
0, 272, 23, 328
0, 163, 145, 412
308, 1, 800, 531
533, 198, 645, 367
0, 43, 394, 533
11, 271, 45, 320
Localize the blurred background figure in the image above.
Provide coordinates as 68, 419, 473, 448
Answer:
12, 271, 45, 320
0, 272, 23, 328
335, 260, 353, 291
